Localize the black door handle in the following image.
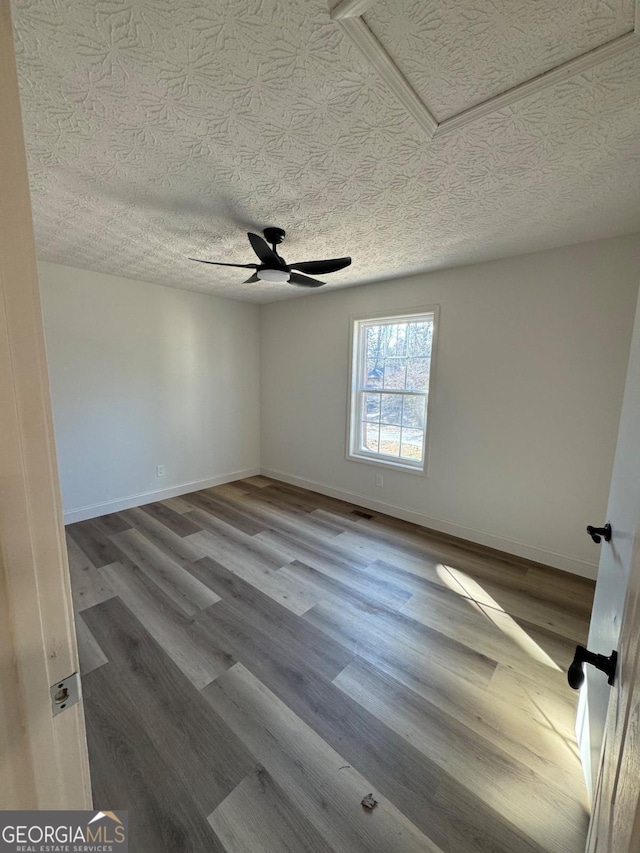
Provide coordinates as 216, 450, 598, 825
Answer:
568, 645, 617, 689
587, 523, 611, 544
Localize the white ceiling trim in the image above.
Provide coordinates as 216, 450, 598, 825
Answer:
330, 0, 377, 19
335, 0, 640, 139
338, 17, 438, 136
436, 29, 640, 137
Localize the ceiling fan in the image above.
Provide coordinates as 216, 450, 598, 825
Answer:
189, 227, 351, 287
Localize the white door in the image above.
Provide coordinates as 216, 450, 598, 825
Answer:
0, 0, 91, 807
576, 284, 640, 812
587, 515, 640, 850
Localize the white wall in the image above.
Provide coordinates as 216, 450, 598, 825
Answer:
39, 262, 261, 522
260, 235, 640, 578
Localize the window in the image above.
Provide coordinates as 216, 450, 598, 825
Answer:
347, 307, 437, 473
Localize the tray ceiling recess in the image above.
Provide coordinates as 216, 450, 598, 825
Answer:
330, 0, 640, 139
11, 0, 640, 302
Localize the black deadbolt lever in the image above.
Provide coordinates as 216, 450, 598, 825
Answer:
587, 523, 612, 544
568, 645, 618, 689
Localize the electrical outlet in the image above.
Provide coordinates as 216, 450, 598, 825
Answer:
156, 464, 166, 477
375, 473, 384, 488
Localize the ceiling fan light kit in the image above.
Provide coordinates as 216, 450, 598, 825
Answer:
190, 228, 351, 289
257, 268, 290, 283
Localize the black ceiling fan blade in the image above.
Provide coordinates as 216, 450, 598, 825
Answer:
289, 256, 351, 275
189, 258, 258, 269
243, 273, 260, 283
247, 232, 281, 266
289, 272, 325, 288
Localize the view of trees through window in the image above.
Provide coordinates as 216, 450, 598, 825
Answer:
357, 316, 433, 464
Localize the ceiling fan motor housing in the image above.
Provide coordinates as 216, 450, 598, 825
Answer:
263, 226, 286, 245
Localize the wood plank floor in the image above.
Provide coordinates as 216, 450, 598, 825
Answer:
66, 476, 595, 853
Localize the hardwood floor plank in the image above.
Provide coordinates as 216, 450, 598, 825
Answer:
351, 513, 592, 611
332, 524, 592, 634
399, 584, 573, 685
84, 660, 226, 853
101, 560, 233, 689
208, 767, 338, 853
236, 481, 336, 515
487, 662, 580, 744
524, 565, 595, 611
139, 501, 203, 537
254, 528, 367, 574
231, 480, 311, 514
317, 514, 553, 591
66, 518, 122, 568
474, 582, 590, 641
160, 495, 195, 514
123, 506, 209, 565
207, 482, 250, 499
303, 596, 498, 689
334, 658, 589, 852
254, 528, 420, 609
354, 512, 534, 576
479, 604, 581, 672
111, 529, 219, 614
66, 533, 116, 611
278, 559, 413, 612
324, 526, 448, 586
188, 551, 319, 616
75, 612, 108, 676
240, 475, 278, 488
418, 562, 591, 641
83, 597, 259, 814
346, 643, 586, 802
66, 531, 92, 573
314, 509, 463, 561
204, 663, 443, 853
359, 557, 451, 598
183, 490, 268, 536
192, 558, 352, 681
257, 524, 373, 570
188, 518, 292, 573
89, 511, 133, 536
260, 482, 358, 517
230, 491, 348, 540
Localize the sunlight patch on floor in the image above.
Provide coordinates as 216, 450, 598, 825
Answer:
437, 564, 561, 671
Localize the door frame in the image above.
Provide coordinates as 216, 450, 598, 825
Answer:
0, 0, 91, 808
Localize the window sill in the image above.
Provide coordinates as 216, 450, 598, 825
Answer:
346, 450, 427, 476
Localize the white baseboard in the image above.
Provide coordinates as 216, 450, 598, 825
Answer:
261, 467, 598, 580
63, 467, 261, 524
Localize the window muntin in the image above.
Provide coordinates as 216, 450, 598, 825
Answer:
348, 310, 436, 472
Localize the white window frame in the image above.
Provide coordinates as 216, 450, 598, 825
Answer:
346, 306, 439, 475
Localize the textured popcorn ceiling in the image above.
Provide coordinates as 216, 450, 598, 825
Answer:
11, 0, 640, 303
